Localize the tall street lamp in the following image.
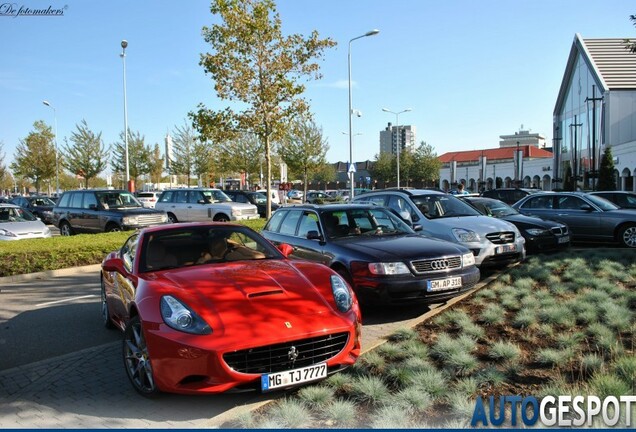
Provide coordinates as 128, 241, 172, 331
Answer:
42, 100, 59, 195
348, 29, 379, 200
120, 39, 132, 192
382, 108, 411, 189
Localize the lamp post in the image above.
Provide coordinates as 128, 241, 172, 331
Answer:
382, 108, 411, 189
348, 29, 379, 201
120, 39, 132, 192
42, 100, 59, 195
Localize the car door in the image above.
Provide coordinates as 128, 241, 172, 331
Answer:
66, 192, 86, 232
81, 192, 102, 233
186, 190, 210, 221
165, 190, 189, 221
293, 211, 330, 265
110, 233, 139, 323
516, 195, 557, 222
554, 196, 602, 241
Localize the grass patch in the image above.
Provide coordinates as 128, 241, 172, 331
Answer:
488, 341, 521, 363
320, 399, 357, 427
479, 304, 506, 325
348, 375, 391, 406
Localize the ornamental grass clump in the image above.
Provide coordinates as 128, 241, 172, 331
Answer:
499, 294, 522, 312
320, 399, 357, 427
579, 354, 605, 377
587, 323, 620, 356
398, 339, 430, 359
348, 375, 391, 406
555, 331, 585, 350
488, 341, 521, 363
588, 373, 632, 399
598, 302, 632, 332
512, 308, 537, 329
407, 368, 449, 398
268, 398, 314, 428
377, 341, 409, 362
479, 303, 506, 325
356, 350, 386, 374
392, 386, 433, 412
445, 392, 477, 417
535, 346, 576, 367
387, 327, 417, 342
537, 304, 576, 327
323, 371, 349, 392
369, 403, 415, 429
612, 355, 636, 385
297, 385, 335, 407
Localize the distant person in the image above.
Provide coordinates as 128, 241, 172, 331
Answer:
456, 183, 469, 195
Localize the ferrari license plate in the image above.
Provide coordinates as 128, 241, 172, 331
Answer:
427, 277, 462, 292
496, 244, 517, 254
261, 362, 327, 391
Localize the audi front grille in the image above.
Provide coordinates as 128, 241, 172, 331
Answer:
223, 332, 349, 374
486, 232, 515, 244
411, 256, 462, 274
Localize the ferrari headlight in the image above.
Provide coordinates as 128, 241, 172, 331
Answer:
462, 252, 475, 267
367, 262, 410, 275
160, 295, 212, 335
330, 275, 352, 313
525, 228, 549, 236
0, 229, 17, 238
452, 228, 480, 243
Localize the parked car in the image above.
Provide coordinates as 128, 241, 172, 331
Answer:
287, 189, 304, 200
10, 195, 56, 224
223, 189, 279, 218
53, 189, 168, 236
155, 188, 259, 223
262, 203, 480, 305
512, 191, 636, 248
460, 196, 570, 253
136, 191, 162, 209
588, 191, 636, 209
353, 189, 525, 267
100, 222, 361, 395
257, 189, 281, 205
305, 191, 335, 204
481, 188, 542, 205
0, 204, 52, 240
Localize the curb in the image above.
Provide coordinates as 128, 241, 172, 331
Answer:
0, 264, 102, 284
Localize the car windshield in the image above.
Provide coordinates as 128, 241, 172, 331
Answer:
0, 207, 37, 222
482, 200, 518, 217
29, 197, 55, 206
202, 190, 232, 203
586, 194, 620, 211
250, 192, 267, 204
141, 225, 281, 272
96, 191, 142, 209
411, 194, 482, 219
321, 208, 414, 239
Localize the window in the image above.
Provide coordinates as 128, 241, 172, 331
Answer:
57, 193, 71, 207
557, 196, 585, 210
70, 192, 83, 208
175, 190, 188, 203
278, 210, 302, 235
188, 191, 204, 204
523, 196, 553, 209
387, 195, 419, 221
265, 210, 286, 232
83, 193, 98, 209
159, 191, 174, 203
297, 212, 319, 238
121, 233, 139, 272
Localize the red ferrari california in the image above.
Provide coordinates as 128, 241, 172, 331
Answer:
100, 222, 361, 396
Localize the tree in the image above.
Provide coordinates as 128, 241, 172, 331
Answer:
191, 0, 336, 218
280, 117, 330, 197
624, 15, 636, 53
597, 146, 616, 191
111, 129, 151, 188
371, 152, 396, 186
147, 143, 165, 187
217, 133, 262, 188
10, 121, 56, 193
62, 119, 109, 188
170, 121, 198, 186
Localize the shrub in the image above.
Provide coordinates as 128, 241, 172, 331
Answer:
393, 386, 433, 412
479, 304, 506, 325
321, 399, 357, 427
369, 403, 414, 429
580, 354, 604, 376
536, 347, 576, 367
612, 356, 636, 385
268, 398, 314, 428
588, 373, 631, 398
348, 376, 390, 406
488, 341, 521, 363
297, 385, 335, 407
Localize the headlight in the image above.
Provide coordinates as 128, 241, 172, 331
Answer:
525, 228, 549, 236
160, 295, 212, 335
452, 228, 480, 243
43, 226, 51, 236
0, 229, 16, 238
462, 252, 475, 267
122, 216, 138, 225
231, 208, 241, 216
367, 262, 411, 275
330, 275, 352, 312
160, 214, 169, 223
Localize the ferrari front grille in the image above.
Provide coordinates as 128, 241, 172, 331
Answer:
223, 332, 349, 374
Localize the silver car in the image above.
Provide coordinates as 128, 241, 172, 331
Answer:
0, 204, 52, 240
155, 188, 259, 223
354, 189, 525, 267
512, 191, 636, 248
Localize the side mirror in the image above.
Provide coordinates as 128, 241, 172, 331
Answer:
102, 257, 127, 274
306, 230, 322, 241
580, 204, 594, 212
278, 243, 294, 257
412, 224, 423, 232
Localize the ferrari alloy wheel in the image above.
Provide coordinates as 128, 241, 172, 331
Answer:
123, 316, 159, 396
101, 277, 114, 329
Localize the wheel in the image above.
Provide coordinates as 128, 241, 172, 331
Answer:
101, 277, 115, 329
123, 315, 159, 397
59, 221, 74, 236
618, 224, 636, 248
167, 213, 178, 223
214, 214, 230, 222
106, 224, 122, 233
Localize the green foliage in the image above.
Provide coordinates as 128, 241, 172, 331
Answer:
268, 398, 314, 428
320, 399, 357, 427
10, 120, 56, 193
488, 341, 521, 362
597, 146, 616, 191
62, 119, 109, 188
296, 385, 334, 407
110, 129, 152, 186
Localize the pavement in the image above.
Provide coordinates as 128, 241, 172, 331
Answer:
0, 265, 499, 428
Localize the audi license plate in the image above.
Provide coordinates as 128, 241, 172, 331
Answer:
261, 362, 327, 392
427, 277, 462, 292
558, 235, 570, 244
495, 244, 517, 254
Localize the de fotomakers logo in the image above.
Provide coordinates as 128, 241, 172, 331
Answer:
0, 3, 67, 17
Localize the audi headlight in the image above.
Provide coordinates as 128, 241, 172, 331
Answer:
367, 262, 410, 275
122, 216, 138, 225
452, 228, 480, 243
330, 275, 352, 312
160, 295, 212, 335
462, 252, 475, 267
0, 229, 17, 238
525, 228, 549, 236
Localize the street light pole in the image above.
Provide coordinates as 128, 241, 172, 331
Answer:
120, 39, 131, 192
382, 108, 411, 189
42, 100, 59, 195
348, 29, 379, 201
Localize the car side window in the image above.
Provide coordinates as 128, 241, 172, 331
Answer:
83, 193, 98, 209
70, 192, 83, 208
159, 191, 174, 203
175, 190, 188, 203
523, 196, 553, 209
235, 195, 249, 204
297, 212, 319, 238
279, 210, 302, 236
121, 233, 139, 272
558, 196, 585, 210
188, 191, 204, 204
264, 210, 286, 232
57, 193, 70, 207
365, 195, 387, 206
387, 195, 419, 222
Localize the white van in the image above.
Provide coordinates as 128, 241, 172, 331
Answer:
257, 189, 281, 205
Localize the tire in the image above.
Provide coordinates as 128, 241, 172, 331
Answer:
105, 224, 122, 233
167, 213, 178, 223
214, 214, 230, 222
101, 277, 115, 329
618, 224, 636, 248
123, 316, 159, 397
59, 221, 74, 236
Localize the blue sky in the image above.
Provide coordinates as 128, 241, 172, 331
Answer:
1, 0, 635, 172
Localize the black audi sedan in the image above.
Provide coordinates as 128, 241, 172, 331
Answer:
461, 196, 570, 254
261, 203, 480, 306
